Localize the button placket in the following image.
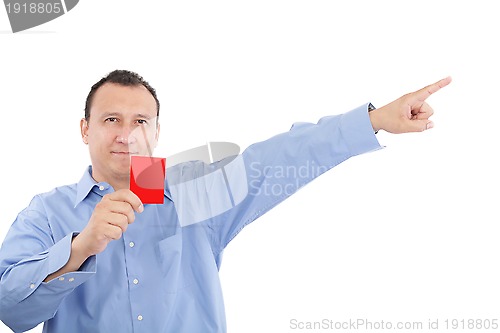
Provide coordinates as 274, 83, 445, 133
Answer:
124, 235, 143, 325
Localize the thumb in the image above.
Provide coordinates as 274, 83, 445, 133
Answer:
404, 119, 434, 133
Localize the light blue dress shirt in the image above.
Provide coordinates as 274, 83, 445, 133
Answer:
0, 105, 381, 333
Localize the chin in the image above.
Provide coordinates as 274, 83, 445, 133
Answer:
111, 162, 131, 175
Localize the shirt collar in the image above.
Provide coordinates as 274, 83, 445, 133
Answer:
74, 166, 172, 208
74, 166, 99, 208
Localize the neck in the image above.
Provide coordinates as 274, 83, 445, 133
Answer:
108, 179, 129, 191
91, 169, 130, 191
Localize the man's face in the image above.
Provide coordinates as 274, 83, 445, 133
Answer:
80, 83, 160, 186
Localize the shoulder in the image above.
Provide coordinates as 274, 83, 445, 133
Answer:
27, 183, 78, 212
166, 160, 211, 184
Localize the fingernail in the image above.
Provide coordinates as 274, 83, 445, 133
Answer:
426, 122, 434, 130
139, 204, 144, 213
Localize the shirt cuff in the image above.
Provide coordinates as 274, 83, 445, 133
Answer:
46, 232, 75, 275
43, 232, 96, 287
340, 103, 383, 156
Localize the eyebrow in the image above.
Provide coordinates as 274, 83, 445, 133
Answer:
102, 112, 154, 119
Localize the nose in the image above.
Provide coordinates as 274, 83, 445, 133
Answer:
115, 126, 138, 144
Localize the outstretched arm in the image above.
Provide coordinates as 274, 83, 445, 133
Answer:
204, 77, 452, 254
369, 76, 452, 133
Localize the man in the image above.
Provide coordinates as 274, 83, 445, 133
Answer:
0, 70, 451, 332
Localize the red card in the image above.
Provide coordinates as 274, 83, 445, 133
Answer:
130, 156, 166, 204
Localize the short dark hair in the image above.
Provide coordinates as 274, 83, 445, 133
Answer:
84, 70, 160, 121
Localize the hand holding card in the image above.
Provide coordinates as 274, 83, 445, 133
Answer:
130, 155, 166, 204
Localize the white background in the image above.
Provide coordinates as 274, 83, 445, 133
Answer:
1, 1, 499, 332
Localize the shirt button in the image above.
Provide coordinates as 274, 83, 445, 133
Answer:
29, 283, 35, 289
58, 277, 65, 281
133, 278, 139, 285
137, 315, 143, 321
68, 278, 75, 282
129, 241, 135, 248
99, 185, 105, 191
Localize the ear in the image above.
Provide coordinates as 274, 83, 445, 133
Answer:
80, 118, 89, 144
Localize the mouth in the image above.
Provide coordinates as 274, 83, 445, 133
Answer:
111, 151, 139, 156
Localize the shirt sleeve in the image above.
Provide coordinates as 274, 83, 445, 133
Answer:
0, 195, 96, 333
205, 103, 383, 255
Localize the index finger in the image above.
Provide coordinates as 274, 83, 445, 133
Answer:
108, 189, 144, 213
412, 76, 452, 102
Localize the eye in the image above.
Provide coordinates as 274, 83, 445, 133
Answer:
105, 117, 118, 123
136, 119, 148, 125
